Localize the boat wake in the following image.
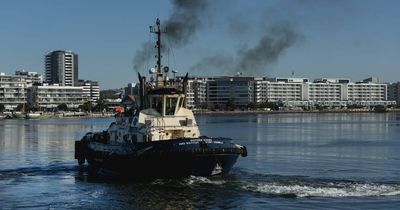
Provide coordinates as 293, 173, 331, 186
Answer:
0, 163, 78, 179
243, 181, 400, 198
152, 170, 400, 198
2, 164, 399, 198
150, 175, 226, 186
233, 170, 400, 198
183, 175, 227, 185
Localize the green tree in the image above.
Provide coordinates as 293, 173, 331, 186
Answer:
16, 104, 24, 111
57, 103, 69, 111
262, 102, 278, 110
226, 99, 236, 111
24, 103, 32, 112
200, 102, 208, 110
247, 102, 259, 110
79, 101, 93, 112
93, 100, 107, 112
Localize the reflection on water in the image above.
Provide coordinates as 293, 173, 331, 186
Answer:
0, 119, 110, 170
1, 113, 400, 209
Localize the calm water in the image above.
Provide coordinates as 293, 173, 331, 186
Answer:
1, 113, 400, 209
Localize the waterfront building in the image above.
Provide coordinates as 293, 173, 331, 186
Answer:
266, 77, 392, 107
186, 77, 207, 109
206, 76, 255, 108
0, 73, 28, 111
307, 78, 348, 107
347, 82, 388, 106
253, 78, 267, 104
15, 70, 43, 86
45, 50, 78, 86
77, 80, 100, 102
184, 76, 394, 109
263, 77, 308, 105
103, 98, 122, 111
388, 82, 400, 106
27, 84, 85, 110
124, 83, 138, 98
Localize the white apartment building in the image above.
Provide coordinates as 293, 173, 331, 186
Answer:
0, 73, 28, 110
263, 78, 308, 103
347, 83, 388, 106
253, 78, 266, 104
28, 84, 86, 110
15, 70, 43, 86
307, 80, 345, 107
263, 77, 393, 107
186, 78, 207, 109
184, 76, 394, 109
78, 80, 100, 102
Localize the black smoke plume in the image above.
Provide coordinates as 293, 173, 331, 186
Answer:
236, 23, 298, 74
164, 0, 207, 47
190, 22, 299, 76
133, 0, 208, 72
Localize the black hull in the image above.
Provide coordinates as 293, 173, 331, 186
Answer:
75, 137, 247, 178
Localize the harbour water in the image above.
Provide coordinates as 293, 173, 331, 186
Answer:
1, 113, 400, 209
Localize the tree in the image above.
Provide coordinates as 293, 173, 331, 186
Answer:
79, 101, 93, 112
93, 100, 107, 112
262, 102, 278, 110
57, 103, 68, 111
16, 104, 24, 111
199, 102, 208, 110
247, 102, 259, 110
24, 103, 32, 112
226, 99, 236, 111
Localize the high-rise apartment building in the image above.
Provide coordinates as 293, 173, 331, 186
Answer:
45, 50, 78, 86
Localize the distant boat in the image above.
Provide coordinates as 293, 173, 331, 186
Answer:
26, 112, 42, 119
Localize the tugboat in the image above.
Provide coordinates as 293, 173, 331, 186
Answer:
74, 18, 247, 178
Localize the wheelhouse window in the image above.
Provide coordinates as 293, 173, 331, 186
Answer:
165, 96, 178, 115
151, 96, 163, 114
179, 97, 185, 108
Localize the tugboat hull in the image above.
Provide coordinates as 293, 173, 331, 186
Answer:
75, 137, 247, 178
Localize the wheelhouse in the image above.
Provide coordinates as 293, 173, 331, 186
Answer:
147, 88, 185, 116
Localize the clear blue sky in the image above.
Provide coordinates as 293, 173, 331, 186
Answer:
0, 0, 399, 89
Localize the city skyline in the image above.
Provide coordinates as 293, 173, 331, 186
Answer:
0, 0, 399, 89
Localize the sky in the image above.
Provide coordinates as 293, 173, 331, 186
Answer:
0, 0, 399, 89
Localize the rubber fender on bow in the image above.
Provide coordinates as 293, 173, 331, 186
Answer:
241, 146, 248, 157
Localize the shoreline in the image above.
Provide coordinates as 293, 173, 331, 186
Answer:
1, 109, 399, 120
193, 108, 400, 115
0, 112, 115, 120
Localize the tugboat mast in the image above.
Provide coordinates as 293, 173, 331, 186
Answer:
150, 18, 164, 87
156, 18, 161, 74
